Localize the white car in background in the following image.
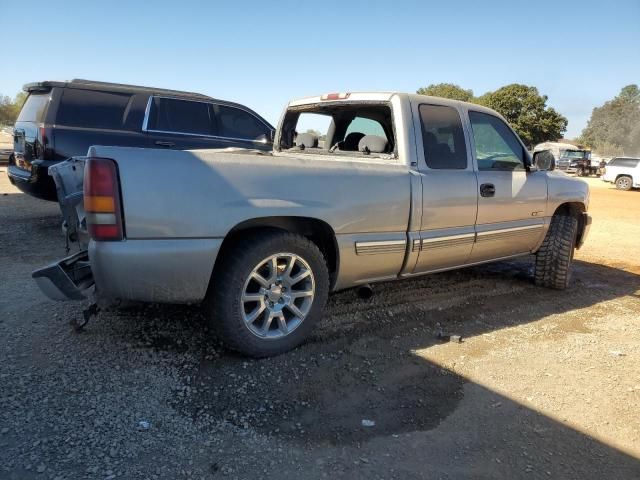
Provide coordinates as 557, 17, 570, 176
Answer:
601, 157, 640, 190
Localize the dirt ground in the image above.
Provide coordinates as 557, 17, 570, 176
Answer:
0, 170, 638, 480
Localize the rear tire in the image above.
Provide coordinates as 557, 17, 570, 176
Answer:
204, 230, 329, 357
534, 213, 578, 290
615, 176, 632, 191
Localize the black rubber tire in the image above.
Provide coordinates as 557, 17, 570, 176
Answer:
204, 231, 329, 357
534, 213, 578, 290
615, 176, 632, 191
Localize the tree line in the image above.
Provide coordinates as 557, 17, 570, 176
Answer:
0, 92, 26, 125
417, 82, 640, 156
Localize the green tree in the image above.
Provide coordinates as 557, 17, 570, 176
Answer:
0, 91, 26, 125
417, 83, 474, 102
477, 84, 567, 147
579, 84, 640, 156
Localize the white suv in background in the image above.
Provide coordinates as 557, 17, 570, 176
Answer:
602, 157, 640, 190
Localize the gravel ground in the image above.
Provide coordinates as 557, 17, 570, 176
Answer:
1, 170, 639, 479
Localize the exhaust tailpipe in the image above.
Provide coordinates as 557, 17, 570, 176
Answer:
357, 284, 374, 299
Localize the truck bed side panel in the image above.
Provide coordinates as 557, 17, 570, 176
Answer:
88, 146, 412, 298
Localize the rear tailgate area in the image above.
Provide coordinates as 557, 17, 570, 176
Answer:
32, 157, 93, 300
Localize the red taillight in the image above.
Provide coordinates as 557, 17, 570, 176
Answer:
84, 157, 124, 241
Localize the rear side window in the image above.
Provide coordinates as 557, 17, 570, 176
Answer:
148, 97, 213, 135
214, 105, 270, 140
57, 89, 132, 129
16, 93, 49, 123
609, 158, 640, 168
419, 104, 467, 169
469, 111, 524, 171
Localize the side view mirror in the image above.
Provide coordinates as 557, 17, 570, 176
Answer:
533, 150, 555, 171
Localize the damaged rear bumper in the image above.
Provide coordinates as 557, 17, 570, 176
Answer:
32, 250, 94, 301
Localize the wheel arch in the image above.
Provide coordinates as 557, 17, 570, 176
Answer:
615, 173, 633, 184
553, 202, 587, 248
212, 216, 339, 290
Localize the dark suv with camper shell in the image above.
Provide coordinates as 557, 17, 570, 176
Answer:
8, 79, 274, 201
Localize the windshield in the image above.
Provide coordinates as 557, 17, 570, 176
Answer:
560, 150, 587, 159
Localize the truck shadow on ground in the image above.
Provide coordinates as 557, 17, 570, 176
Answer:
107, 257, 640, 478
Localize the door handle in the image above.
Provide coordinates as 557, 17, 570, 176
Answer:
480, 183, 496, 197
155, 141, 175, 148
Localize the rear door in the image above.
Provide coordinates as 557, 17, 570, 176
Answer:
467, 111, 547, 262
412, 102, 478, 273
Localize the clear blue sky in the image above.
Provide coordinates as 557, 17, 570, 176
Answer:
2, 0, 639, 138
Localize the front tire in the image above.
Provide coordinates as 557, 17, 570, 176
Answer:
205, 231, 329, 357
534, 213, 578, 290
615, 176, 632, 191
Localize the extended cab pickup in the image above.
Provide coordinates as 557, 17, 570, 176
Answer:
34, 92, 592, 357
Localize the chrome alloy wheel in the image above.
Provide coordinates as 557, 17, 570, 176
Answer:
241, 253, 315, 339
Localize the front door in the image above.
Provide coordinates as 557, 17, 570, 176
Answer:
467, 111, 547, 263
412, 103, 479, 273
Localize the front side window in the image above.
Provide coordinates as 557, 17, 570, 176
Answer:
148, 97, 213, 135
469, 111, 525, 171
419, 104, 467, 169
214, 105, 270, 141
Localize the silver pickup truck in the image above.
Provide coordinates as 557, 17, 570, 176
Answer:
34, 92, 591, 357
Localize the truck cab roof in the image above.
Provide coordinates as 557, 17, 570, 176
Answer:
288, 92, 501, 116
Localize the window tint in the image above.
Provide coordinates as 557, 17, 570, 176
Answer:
215, 105, 270, 140
419, 104, 467, 169
609, 158, 640, 168
469, 111, 524, 171
345, 117, 387, 138
16, 93, 49, 123
58, 89, 132, 129
149, 98, 213, 135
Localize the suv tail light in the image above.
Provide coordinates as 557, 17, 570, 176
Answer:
84, 157, 124, 241
36, 126, 53, 160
